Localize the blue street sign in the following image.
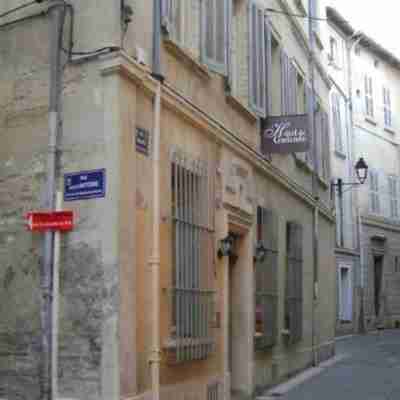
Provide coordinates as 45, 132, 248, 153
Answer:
64, 169, 106, 201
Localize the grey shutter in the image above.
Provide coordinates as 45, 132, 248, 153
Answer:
203, 0, 229, 75
323, 111, 331, 180
286, 222, 303, 344
289, 61, 298, 115
163, 0, 183, 44
305, 85, 314, 167
265, 18, 272, 116
249, 0, 266, 116
369, 170, 380, 214
161, 0, 171, 33
255, 207, 278, 349
281, 50, 289, 115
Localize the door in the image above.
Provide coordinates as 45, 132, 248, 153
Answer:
374, 256, 383, 317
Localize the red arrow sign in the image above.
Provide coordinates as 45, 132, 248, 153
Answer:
25, 211, 74, 232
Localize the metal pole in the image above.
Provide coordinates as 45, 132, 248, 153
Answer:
52, 192, 63, 398
337, 179, 344, 247
308, 0, 319, 367
40, 2, 65, 399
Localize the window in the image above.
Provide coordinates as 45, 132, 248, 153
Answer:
364, 75, 374, 117
369, 169, 380, 215
249, 0, 267, 116
202, 0, 230, 75
395, 256, 400, 273
163, 0, 185, 46
170, 149, 215, 363
281, 51, 298, 115
383, 87, 392, 128
388, 176, 399, 219
329, 37, 338, 65
332, 92, 344, 153
285, 222, 303, 344
255, 207, 279, 349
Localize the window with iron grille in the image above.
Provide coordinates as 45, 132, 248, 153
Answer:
383, 87, 392, 128
285, 222, 303, 344
369, 169, 380, 215
364, 75, 374, 118
207, 382, 220, 400
388, 175, 399, 219
254, 207, 279, 350
170, 149, 215, 363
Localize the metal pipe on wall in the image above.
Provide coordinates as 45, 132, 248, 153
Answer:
308, 0, 319, 367
40, 2, 66, 399
150, 0, 164, 399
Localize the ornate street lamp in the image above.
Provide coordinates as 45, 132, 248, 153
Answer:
355, 157, 369, 185
331, 157, 369, 248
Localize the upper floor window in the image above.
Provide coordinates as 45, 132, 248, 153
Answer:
383, 87, 392, 128
364, 75, 374, 118
202, 0, 230, 75
332, 92, 344, 153
369, 169, 380, 215
249, 0, 267, 116
329, 37, 340, 67
388, 175, 399, 219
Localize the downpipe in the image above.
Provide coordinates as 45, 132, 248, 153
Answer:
150, 0, 163, 399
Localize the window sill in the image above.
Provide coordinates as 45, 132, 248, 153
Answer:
384, 126, 395, 135
225, 93, 258, 124
163, 38, 211, 81
365, 116, 377, 126
164, 337, 215, 349
334, 150, 347, 160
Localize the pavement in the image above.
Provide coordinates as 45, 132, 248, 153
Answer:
260, 330, 400, 400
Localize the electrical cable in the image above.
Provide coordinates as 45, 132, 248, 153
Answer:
0, 11, 48, 30
0, 0, 46, 19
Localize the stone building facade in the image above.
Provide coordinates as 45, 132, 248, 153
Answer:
0, 1, 336, 400
327, 8, 400, 333
324, 7, 361, 336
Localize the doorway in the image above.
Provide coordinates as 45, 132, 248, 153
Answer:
338, 265, 352, 322
374, 256, 383, 318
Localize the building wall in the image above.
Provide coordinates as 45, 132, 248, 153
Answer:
0, 1, 336, 400
351, 36, 400, 331
0, 1, 132, 399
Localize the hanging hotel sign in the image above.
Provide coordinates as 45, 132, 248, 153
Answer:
261, 114, 309, 154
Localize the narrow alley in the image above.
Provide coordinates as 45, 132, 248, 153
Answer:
262, 331, 400, 400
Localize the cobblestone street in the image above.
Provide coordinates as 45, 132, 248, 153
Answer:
262, 330, 400, 400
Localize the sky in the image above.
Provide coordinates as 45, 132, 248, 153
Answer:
326, 0, 400, 58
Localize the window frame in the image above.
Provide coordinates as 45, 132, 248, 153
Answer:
285, 221, 303, 345
254, 206, 279, 350
170, 149, 215, 363
364, 75, 374, 118
201, 0, 230, 76
248, 0, 267, 116
383, 87, 392, 128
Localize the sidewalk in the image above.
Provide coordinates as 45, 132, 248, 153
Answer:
260, 330, 400, 400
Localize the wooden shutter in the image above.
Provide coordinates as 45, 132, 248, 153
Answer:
369, 170, 380, 215
332, 92, 343, 152
255, 207, 279, 349
305, 85, 314, 167
281, 50, 289, 115
286, 222, 303, 344
202, 0, 229, 75
265, 18, 272, 116
322, 110, 330, 180
249, 0, 266, 116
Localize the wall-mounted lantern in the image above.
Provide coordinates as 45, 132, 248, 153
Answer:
217, 235, 235, 259
254, 242, 267, 263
